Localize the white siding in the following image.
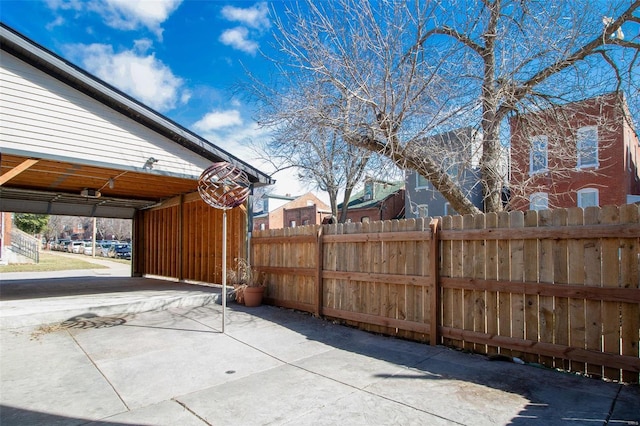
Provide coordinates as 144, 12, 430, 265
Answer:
0, 53, 211, 178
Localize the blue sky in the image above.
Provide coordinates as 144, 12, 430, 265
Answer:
1, 0, 308, 196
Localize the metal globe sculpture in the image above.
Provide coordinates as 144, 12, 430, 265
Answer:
197, 162, 251, 334
198, 162, 250, 210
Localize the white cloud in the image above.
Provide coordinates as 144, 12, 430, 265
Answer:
221, 2, 270, 30
192, 113, 313, 198
219, 2, 270, 55
45, 16, 65, 31
45, 0, 84, 11
180, 90, 192, 104
193, 110, 243, 132
65, 43, 187, 112
133, 38, 153, 53
219, 27, 259, 55
47, 0, 182, 39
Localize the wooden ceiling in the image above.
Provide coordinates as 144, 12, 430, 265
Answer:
0, 153, 200, 217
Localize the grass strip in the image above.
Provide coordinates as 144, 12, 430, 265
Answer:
0, 252, 110, 273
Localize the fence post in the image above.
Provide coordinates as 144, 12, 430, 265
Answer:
315, 225, 324, 317
429, 218, 440, 346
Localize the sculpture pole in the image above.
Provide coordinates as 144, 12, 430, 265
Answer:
221, 209, 227, 332
197, 162, 250, 333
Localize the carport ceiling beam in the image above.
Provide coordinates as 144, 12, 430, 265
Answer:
0, 158, 39, 186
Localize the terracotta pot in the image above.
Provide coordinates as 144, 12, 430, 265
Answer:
243, 286, 264, 307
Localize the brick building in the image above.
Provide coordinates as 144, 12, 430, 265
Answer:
509, 92, 640, 211
253, 192, 331, 230
338, 179, 405, 223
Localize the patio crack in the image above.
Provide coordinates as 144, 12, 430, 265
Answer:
66, 329, 130, 411
185, 315, 463, 425
604, 384, 623, 425
173, 398, 213, 425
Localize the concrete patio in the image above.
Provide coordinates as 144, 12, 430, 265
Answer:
1, 269, 638, 425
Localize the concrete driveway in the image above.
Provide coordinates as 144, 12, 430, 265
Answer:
0, 269, 638, 425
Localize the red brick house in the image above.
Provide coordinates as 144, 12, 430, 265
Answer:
509, 92, 640, 211
253, 192, 331, 230
337, 179, 405, 223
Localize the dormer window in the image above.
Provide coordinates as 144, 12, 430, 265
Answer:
364, 180, 373, 201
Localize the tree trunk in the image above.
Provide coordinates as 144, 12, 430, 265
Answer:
480, 0, 503, 213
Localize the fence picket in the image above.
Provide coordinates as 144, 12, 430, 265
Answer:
416, 217, 429, 343
359, 220, 371, 333
485, 212, 499, 355
601, 205, 621, 380
497, 212, 512, 357
538, 209, 554, 368
620, 204, 639, 383
387, 220, 400, 332
451, 215, 464, 348
462, 214, 475, 351
370, 220, 383, 334
524, 210, 540, 364
552, 208, 570, 371
349, 222, 361, 321
510, 211, 526, 359
402, 218, 417, 340
250, 206, 640, 383
568, 207, 586, 375
441, 215, 453, 347
324, 224, 337, 311
473, 213, 487, 353
584, 207, 603, 377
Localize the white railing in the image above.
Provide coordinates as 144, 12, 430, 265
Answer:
10, 228, 40, 263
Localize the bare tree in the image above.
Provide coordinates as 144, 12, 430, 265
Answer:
98, 218, 131, 241
247, 52, 398, 222
257, 0, 639, 214
46, 216, 131, 241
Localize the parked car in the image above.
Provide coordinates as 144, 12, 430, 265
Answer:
109, 243, 131, 259
69, 241, 84, 253
98, 243, 114, 257
82, 242, 94, 256
57, 240, 71, 252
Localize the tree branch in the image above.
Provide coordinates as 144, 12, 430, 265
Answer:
504, 2, 640, 110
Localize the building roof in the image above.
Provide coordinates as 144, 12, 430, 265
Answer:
0, 22, 273, 186
338, 181, 405, 210
0, 23, 275, 218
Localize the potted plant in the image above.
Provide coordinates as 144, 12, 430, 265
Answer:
228, 258, 266, 307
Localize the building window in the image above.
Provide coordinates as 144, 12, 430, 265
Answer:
364, 181, 373, 201
289, 220, 296, 227
259, 223, 266, 231
416, 173, 429, 189
444, 203, 456, 216
577, 188, 599, 208
529, 192, 549, 211
302, 219, 310, 225
443, 157, 459, 179
577, 126, 598, 168
416, 205, 429, 218
361, 216, 370, 223
530, 135, 548, 174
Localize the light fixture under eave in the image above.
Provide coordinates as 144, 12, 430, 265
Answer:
143, 157, 158, 170
81, 188, 101, 198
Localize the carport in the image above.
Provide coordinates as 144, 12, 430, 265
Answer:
0, 23, 273, 284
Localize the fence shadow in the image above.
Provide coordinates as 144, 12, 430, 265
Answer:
0, 404, 133, 426
222, 303, 639, 426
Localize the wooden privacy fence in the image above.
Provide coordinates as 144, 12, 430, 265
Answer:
252, 205, 640, 383
136, 193, 246, 283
